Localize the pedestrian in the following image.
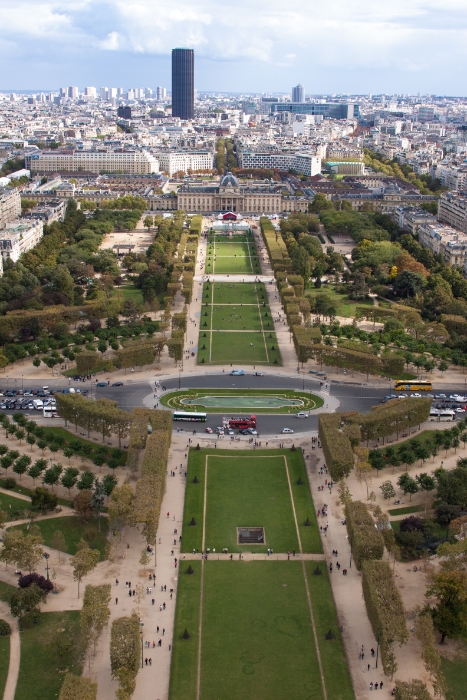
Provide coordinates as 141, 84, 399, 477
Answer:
116, 579, 119, 585
152, 599, 155, 605
163, 602, 166, 609
145, 658, 148, 666
149, 658, 152, 665
157, 626, 159, 633
380, 681, 383, 689
116, 597, 118, 604
375, 682, 378, 690
371, 648, 375, 657
163, 628, 165, 636
368, 664, 370, 671
370, 682, 373, 691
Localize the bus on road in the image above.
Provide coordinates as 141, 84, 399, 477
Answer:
173, 411, 207, 422
429, 410, 456, 422
395, 380, 432, 392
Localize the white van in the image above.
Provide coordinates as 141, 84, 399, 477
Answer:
296, 412, 309, 418
43, 406, 53, 418
33, 399, 43, 410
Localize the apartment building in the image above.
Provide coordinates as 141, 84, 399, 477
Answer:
438, 191, 467, 234
418, 222, 467, 267
238, 151, 321, 176
0, 188, 21, 229
25, 149, 159, 174
23, 199, 67, 224
394, 206, 437, 234
0, 219, 44, 265
156, 151, 213, 176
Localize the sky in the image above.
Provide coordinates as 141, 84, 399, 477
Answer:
1, 0, 467, 95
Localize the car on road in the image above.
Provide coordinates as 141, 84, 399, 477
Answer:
296, 412, 309, 418
227, 428, 234, 435
435, 394, 446, 399
412, 393, 422, 398
112, 382, 124, 387
247, 428, 258, 435
230, 369, 244, 376
254, 372, 264, 376
457, 407, 466, 413
281, 428, 294, 434
96, 382, 108, 387
205, 427, 213, 433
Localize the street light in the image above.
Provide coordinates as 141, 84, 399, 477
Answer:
44, 552, 50, 580
140, 622, 144, 668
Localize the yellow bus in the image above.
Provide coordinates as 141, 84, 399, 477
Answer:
394, 380, 432, 392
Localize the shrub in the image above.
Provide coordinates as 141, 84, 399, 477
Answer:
3, 477, 16, 489
0, 619, 10, 636
18, 573, 53, 593
186, 565, 194, 575
345, 500, 384, 570
400, 516, 424, 533
361, 560, 408, 676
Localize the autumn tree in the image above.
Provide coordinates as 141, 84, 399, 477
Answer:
59, 674, 97, 700
70, 543, 100, 598
81, 583, 111, 655
110, 613, 140, 700
426, 569, 467, 644
0, 526, 44, 572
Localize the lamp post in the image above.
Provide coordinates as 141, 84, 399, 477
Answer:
21, 375, 24, 391
44, 552, 50, 580
140, 622, 144, 668
375, 629, 381, 669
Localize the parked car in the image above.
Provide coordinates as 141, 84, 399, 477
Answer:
239, 428, 249, 435
435, 394, 446, 399
254, 372, 264, 376
230, 369, 245, 376
112, 382, 124, 387
247, 428, 258, 435
205, 427, 213, 433
96, 382, 107, 387
281, 428, 294, 434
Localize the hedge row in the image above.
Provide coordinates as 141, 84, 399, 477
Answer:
292, 325, 322, 364
344, 500, 384, 570
303, 343, 405, 378
260, 217, 289, 269
190, 215, 202, 237
361, 560, 408, 676
318, 413, 355, 480
347, 398, 431, 442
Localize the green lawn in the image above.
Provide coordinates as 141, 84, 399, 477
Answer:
388, 505, 422, 516
10, 515, 109, 558
305, 561, 354, 700
182, 449, 321, 554
306, 287, 374, 318
198, 282, 281, 365
0, 491, 31, 517
441, 656, 467, 700
205, 239, 260, 275
119, 284, 144, 304
0, 634, 9, 699
171, 562, 326, 700
0, 580, 16, 603
161, 388, 323, 414
15, 611, 83, 700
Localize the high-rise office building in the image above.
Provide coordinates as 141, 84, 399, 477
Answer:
100, 87, 108, 100
156, 87, 167, 100
172, 48, 194, 120
68, 86, 79, 99
292, 84, 305, 103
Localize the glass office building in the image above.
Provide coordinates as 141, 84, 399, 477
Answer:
172, 48, 194, 120
272, 102, 359, 119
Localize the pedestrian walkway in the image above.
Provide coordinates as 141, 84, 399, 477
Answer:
0, 601, 20, 700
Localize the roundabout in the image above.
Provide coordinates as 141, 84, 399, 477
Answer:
160, 388, 324, 414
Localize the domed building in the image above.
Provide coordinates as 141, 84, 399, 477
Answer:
176, 171, 286, 214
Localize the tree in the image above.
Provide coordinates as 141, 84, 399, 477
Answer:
103, 474, 118, 499
13, 455, 31, 481
397, 473, 419, 501
73, 490, 93, 521
436, 466, 467, 508
59, 674, 97, 700
108, 484, 134, 529
81, 583, 111, 655
143, 215, 153, 232
0, 527, 44, 572
30, 486, 58, 510
50, 530, 66, 563
92, 479, 105, 531
61, 467, 79, 495
42, 464, 63, 491
414, 611, 447, 698
10, 583, 46, 623
70, 545, 100, 598
394, 679, 431, 700
426, 569, 467, 644
380, 480, 396, 500
416, 473, 436, 514
110, 613, 140, 698
26, 434, 36, 451
139, 550, 150, 569
77, 470, 95, 491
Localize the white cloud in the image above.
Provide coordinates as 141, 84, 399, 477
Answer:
0, 0, 466, 91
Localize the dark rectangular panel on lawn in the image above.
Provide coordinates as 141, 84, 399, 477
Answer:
205, 455, 299, 553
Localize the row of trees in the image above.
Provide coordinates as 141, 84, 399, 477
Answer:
55, 394, 131, 446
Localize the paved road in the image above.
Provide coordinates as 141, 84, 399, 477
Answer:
4, 375, 464, 436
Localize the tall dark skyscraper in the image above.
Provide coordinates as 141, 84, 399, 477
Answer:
172, 48, 194, 120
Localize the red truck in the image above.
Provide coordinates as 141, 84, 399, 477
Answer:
227, 415, 257, 430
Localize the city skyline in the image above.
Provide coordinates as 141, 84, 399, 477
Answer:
1, 0, 467, 94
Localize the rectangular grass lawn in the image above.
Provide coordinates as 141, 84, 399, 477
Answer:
182, 449, 321, 554
15, 611, 82, 700
10, 515, 109, 558
170, 561, 325, 700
